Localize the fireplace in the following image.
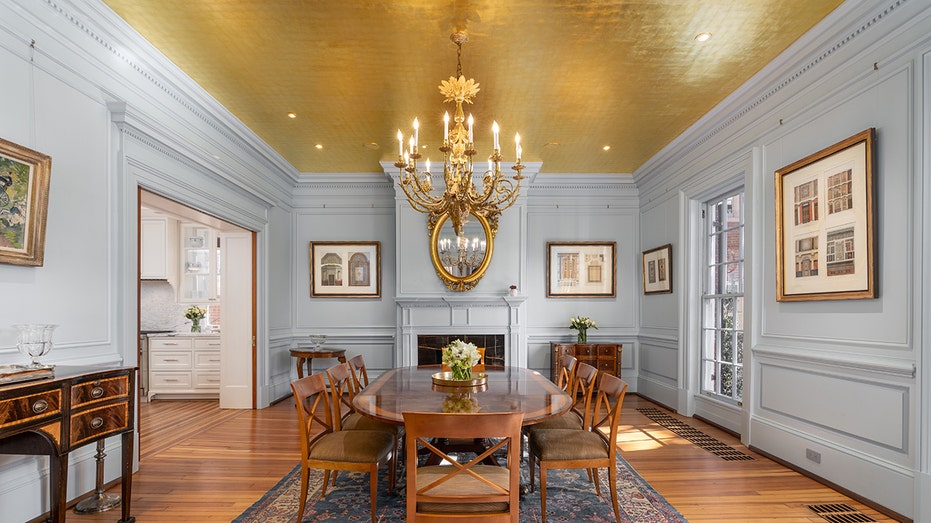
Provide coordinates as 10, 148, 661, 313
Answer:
417, 334, 506, 366
395, 296, 528, 368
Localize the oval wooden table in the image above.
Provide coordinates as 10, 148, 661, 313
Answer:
352, 365, 572, 426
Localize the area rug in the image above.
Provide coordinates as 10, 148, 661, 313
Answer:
233, 455, 688, 522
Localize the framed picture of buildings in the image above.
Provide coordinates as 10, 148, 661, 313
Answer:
310, 241, 381, 298
0, 137, 51, 267
546, 241, 616, 298
642, 243, 672, 294
774, 128, 875, 301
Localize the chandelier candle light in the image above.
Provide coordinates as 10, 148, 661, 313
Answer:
395, 31, 524, 240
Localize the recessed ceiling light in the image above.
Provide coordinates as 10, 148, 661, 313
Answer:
543, 142, 560, 148
314, 143, 323, 150
364, 142, 379, 150
287, 112, 297, 119
602, 145, 611, 151
695, 32, 712, 42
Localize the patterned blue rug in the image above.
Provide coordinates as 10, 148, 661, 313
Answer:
234, 454, 688, 522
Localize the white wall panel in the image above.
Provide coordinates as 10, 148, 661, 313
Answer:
760, 364, 907, 450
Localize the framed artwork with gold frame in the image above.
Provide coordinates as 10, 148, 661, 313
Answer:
310, 241, 381, 298
774, 128, 876, 301
0, 137, 51, 267
546, 241, 616, 298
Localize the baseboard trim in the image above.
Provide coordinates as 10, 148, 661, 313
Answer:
749, 445, 910, 523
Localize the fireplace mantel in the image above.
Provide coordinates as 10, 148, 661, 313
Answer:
395, 295, 527, 368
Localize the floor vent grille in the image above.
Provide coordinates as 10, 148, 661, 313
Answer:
636, 407, 755, 461
807, 503, 876, 522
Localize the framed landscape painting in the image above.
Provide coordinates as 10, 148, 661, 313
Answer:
774, 128, 876, 301
546, 241, 616, 298
642, 244, 672, 295
310, 241, 381, 298
0, 137, 51, 267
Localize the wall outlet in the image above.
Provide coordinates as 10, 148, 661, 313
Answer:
806, 448, 821, 464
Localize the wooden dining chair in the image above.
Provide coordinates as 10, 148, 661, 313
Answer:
290, 373, 396, 523
347, 353, 372, 391
403, 411, 524, 522
529, 361, 598, 432
528, 373, 629, 523
556, 354, 578, 392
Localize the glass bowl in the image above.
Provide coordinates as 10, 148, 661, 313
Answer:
309, 334, 327, 349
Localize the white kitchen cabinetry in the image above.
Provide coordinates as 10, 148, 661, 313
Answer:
180, 223, 219, 303
140, 218, 168, 279
147, 335, 221, 400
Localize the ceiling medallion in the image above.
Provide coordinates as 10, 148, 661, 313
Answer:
394, 32, 524, 239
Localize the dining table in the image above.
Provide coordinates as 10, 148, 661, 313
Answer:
352, 365, 572, 426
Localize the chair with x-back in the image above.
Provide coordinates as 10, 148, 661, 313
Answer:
528, 373, 629, 523
290, 373, 396, 523
403, 411, 524, 522
529, 361, 598, 433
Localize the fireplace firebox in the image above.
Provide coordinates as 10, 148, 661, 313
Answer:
417, 334, 505, 366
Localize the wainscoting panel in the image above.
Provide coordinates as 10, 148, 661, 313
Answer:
758, 364, 907, 451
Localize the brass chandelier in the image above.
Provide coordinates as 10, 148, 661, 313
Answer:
395, 32, 524, 239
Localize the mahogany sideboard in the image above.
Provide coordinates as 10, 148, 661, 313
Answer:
0, 365, 136, 523
550, 343, 623, 384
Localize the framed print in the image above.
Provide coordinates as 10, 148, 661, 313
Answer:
310, 241, 381, 298
775, 128, 875, 301
546, 241, 616, 298
642, 243, 672, 294
0, 137, 51, 266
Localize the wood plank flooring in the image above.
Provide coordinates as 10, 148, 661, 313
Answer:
64, 394, 900, 522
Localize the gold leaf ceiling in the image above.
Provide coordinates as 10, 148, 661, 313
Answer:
102, 1, 843, 175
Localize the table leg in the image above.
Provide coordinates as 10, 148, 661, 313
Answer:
296, 357, 305, 379
119, 431, 136, 523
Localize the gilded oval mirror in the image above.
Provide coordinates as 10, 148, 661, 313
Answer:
429, 212, 494, 292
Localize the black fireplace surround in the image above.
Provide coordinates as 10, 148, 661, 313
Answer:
417, 334, 505, 366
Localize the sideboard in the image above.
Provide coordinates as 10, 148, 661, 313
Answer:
0, 365, 136, 523
550, 343, 623, 384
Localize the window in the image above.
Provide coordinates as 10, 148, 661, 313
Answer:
701, 190, 745, 403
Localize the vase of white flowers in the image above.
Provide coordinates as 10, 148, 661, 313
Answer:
442, 339, 481, 381
569, 316, 597, 343
184, 306, 207, 333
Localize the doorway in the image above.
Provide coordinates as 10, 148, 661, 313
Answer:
138, 189, 256, 411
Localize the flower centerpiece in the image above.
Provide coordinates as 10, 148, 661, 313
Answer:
442, 339, 481, 381
184, 306, 207, 333
569, 316, 597, 343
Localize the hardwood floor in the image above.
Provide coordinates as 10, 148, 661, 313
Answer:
64, 394, 899, 523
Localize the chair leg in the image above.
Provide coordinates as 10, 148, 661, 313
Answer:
369, 468, 379, 523
608, 463, 621, 523
540, 465, 548, 523
528, 450, 536, 492
297, 466, 309, 523
592, 466, 602, 496
321, 470, 331, 498
388, 442, 398, 495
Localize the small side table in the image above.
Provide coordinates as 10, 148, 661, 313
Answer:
290, 348, 347, 378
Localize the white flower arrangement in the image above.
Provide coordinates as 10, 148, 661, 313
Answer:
442, 339, 481, 380
569, 316, 597, 331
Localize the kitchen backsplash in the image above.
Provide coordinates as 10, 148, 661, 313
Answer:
140, 280, 197, 331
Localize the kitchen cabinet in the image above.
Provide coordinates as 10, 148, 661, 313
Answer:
147, 335, 220, 400
551, 342, 622, 385
179, 223, 219, 302
140, 218, 168, 279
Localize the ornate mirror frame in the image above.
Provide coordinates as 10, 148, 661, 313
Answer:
429, 212, 494, 292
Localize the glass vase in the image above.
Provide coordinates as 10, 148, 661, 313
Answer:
577, 329, 587, 343
15, 324, 58, 368
191, 320, 202, 333
450, 364, 472, 381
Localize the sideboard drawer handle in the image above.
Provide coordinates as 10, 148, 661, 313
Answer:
91, 387, 105, 398
32, 399, 49, 413
90, 417, 105, 430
